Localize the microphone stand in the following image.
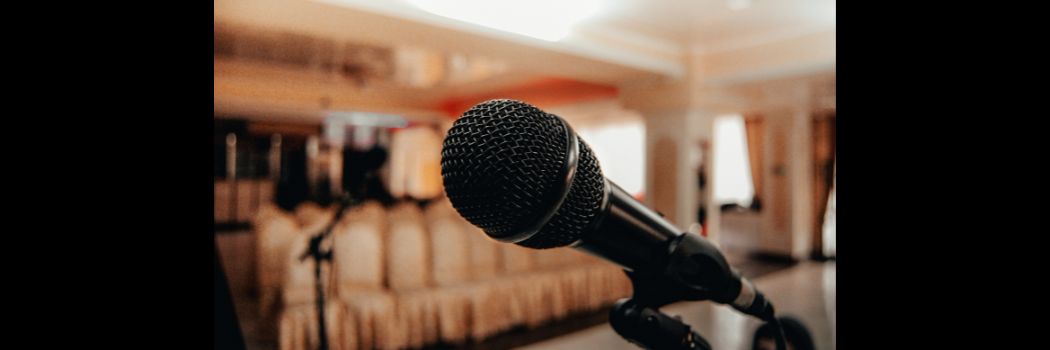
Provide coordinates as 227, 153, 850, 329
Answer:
298, 192, 355, 350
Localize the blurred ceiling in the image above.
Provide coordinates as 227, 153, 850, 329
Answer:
582, 0, 836, 50
214, 0, 835, 121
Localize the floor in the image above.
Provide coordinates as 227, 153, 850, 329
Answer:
517, 261, 836, 350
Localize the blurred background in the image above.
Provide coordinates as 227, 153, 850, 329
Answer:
213, 0, 835, 349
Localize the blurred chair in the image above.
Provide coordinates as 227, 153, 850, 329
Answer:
271, 198, 632, 350
254, 204, 300, 321
427, 214, 472, 287
385, 203, 430, 290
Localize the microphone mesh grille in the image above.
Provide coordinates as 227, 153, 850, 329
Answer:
441, 99, 568, 238
518, 139, 605, 249
441, 99, 607, 249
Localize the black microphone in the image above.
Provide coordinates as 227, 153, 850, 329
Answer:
440, 99, 774, 320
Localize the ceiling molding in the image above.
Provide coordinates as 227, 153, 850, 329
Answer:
575, 24, 685, 63
215, 95, 445, 125
311, 0, 684, 78
690, 23, 836, 55
705, 61, 836, 87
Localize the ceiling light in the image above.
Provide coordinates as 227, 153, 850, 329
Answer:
728, 0, 751, 11
407, 0, 602, 42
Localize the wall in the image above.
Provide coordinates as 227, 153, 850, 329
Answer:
739, 77, 832, 259
621, 57, 833, 260
700, 28, 836, 85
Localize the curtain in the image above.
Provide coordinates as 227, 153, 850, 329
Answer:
822, 159, 836, 258
388, 126, 444, 199
743, 115, 764, 208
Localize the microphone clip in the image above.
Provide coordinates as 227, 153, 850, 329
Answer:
608, 234, 722, 350
609, 232, 778, 349
609, 298, 712, 350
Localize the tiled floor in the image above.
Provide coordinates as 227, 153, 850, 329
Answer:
517, 261, 836, 350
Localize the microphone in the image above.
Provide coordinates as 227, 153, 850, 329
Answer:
440, 99, 774, 320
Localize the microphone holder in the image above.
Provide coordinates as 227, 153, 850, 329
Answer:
610, 267, 714, 350
610, 297, 711, 350
608, 232, 786, 350
298, 192, 356, 350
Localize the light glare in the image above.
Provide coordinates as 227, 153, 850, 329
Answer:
407, 0, 602, 41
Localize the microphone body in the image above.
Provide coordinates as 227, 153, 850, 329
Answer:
440, 99, 771, 319
580, 182, 770, 317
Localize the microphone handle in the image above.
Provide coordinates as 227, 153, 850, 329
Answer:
576, 181, 773, 319
573, 181, 681, 273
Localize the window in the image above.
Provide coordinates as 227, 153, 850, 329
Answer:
712, 114, 754, 207
576, 121, 646, 197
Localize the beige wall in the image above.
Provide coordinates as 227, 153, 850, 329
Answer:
700, 29, 835, 85
737, 81, 831, 259
622, 50, 833, 259
215, 58, 446, 124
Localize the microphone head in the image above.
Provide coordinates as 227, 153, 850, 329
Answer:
441, 99, 607, 249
